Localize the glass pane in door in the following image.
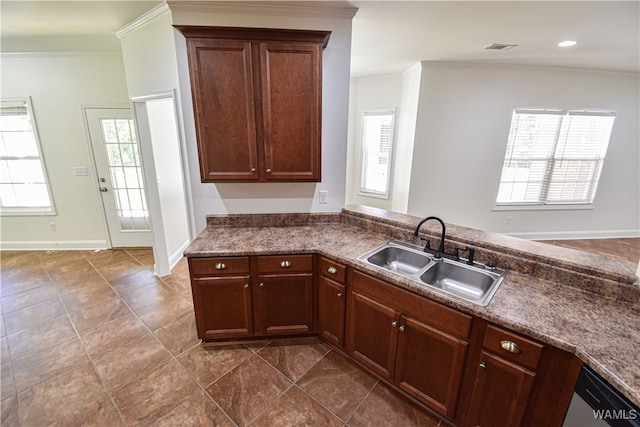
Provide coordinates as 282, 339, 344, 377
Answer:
100, 119, 150, 231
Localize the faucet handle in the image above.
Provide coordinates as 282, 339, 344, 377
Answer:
419, 238, 431, 252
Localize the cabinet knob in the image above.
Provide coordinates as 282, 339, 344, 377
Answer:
266, 168, 272, 174
280, 260, 291, 268
480, 362, 487, 369
244, 283, 249, 289
215, 262, 227, 270
259, 282, 265, 288
337, 292, 343, 298
251, 167, 257, 173
327, 266, 338, 274
500, 340, 522, 354
399, 325, 406, 332
392, 320, 398, 327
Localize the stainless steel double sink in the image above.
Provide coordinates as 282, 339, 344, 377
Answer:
357, 240, 506, 306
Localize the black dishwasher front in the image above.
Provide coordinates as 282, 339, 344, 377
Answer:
563, 365, 639, 427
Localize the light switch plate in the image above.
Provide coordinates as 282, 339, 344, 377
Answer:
319, 190, 327, 204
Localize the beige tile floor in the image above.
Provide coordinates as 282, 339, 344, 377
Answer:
0, 248, 441, 427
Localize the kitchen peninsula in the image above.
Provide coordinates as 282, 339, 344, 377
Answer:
184, 204, 640, 425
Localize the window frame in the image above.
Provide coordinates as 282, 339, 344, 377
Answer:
493, 108, 615, 211
0, 97, 56, 216
358, 109, 396, 200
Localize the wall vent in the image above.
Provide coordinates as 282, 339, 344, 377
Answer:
485, 43, 518, 50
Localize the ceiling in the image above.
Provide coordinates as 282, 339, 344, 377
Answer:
1, 1, 638, 76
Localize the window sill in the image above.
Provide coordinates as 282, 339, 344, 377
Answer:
358, 191, 389, 200
1, 208, 56, 216
493, 204, 594, 212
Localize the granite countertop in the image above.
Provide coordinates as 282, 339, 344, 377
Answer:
184, 206, 640, 406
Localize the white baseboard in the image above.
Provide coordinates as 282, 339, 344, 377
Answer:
0, 240, 110, 251
168, 239, 190, 270
506, 229, 640, 241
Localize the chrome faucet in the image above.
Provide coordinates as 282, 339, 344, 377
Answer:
414, 216, 446, 257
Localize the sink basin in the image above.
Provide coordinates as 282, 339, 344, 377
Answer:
358, 240, 506, 306
419, 261, 500, 305
366, 246, 431, 275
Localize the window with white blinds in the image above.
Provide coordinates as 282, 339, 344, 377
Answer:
0, 98, 55, 214
360, 111, 395, 198
496, 109, 615, 207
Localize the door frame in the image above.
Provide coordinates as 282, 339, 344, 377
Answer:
131, 90, 195, 276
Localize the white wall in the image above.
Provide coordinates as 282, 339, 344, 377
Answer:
171, 4, 355, 232
0, 52, 130, 249
346, 73, 403, 211
407, 62, 640, 238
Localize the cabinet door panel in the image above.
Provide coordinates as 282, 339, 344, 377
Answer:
189, 39, 259, 181
255, 273, 313, 335
260, 42, 321, 181
317, 276, 346, 348
192, 276, 252, 340
347, 291, 399, 380
466, 350, 537, 427
395, 316, 468, 418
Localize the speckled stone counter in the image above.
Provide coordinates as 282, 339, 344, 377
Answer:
185, 204, 640, 406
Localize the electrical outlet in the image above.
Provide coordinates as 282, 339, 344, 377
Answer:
319, 190, 328, 204
506, 216, 513, 225
74, 167, 88, 176
49, 222, 57, 231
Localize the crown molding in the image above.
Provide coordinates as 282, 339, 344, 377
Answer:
115, 2, 172, 39
167, 1, 358, 19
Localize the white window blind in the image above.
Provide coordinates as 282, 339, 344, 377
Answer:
360, 111, 394, 198
0, 98, 55, 214
496, 109, 615, 206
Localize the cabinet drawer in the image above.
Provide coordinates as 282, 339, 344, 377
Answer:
189, 257, 250, 277
258, 254, 313, 273
319, 256, 346, 283
483, 324, 544, 370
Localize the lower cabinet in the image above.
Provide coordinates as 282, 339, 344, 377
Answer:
347, 269, 472, 419
316, 256, 347, 348
188, 254, 313, 340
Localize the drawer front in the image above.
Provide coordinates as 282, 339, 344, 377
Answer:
189, 257, 250, 277
258, 254, 313, 273
483, 324, 544, 370
319, 256, 346, 283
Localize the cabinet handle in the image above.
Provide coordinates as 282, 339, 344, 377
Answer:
266, 168, 272, 174
327, 266, 338, 274
244, 283, 249, 289
480, 362, 487, 369
399, 325, 406, 332
392, 320, 398, 327
337, 292, 343, 298
251, 167, 257, 173
259, 282, 265, 288
280, 260, 291, 268
215, 262, 227, 270
500, 340, 522, 354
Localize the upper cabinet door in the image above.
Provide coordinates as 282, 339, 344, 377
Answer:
259, 42, 322, 181
187, 39, 259, 181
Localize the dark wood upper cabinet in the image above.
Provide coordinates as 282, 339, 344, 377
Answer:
176, 26, 331, 182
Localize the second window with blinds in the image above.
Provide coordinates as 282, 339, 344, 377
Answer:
496, 109, 616, 208
359, 110, 395, 199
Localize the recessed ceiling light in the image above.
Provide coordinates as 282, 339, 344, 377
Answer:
558, 40, 577, 47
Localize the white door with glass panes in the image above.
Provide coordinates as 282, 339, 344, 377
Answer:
85, 108, 152, 247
